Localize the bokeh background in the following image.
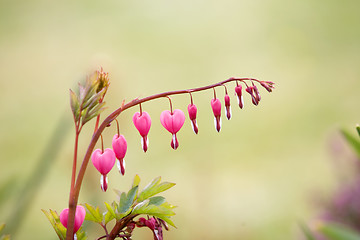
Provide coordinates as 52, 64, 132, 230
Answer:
1, 0, 360, 239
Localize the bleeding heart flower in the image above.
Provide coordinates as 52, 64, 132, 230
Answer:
160, 109, 185, 150
246, 86, 258, 106
59, 205, 86, 234
187, 104, 198, 134
91, 148, 116, 191
235, 85, 244, 109
112, 134, 127, 175
224, 93, 231, 120
211, 98, 222, 132
133, 111, 152, 152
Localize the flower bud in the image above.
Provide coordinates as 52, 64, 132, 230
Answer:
211, 98, 222, 132
224, 93, 231, 120
246, 86, 258, 106
133, 111, 152, 152
112, 134, 127, 175
187, 104, 198, 134
235, 85, 244, 109
59, 205, 86, 234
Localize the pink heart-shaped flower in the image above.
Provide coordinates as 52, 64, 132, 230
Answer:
160, 109, 185, 134
112, 134, 127, 175
59, 205, 86, 234
91, 148, 116, 175
133, 111, 152, 152
132, 111, 151, 137
211, 98, 222, 132
187, 104, 198, 134
160, 109, 185, 150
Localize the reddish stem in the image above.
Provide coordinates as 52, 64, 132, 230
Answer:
65, 77, 267, 239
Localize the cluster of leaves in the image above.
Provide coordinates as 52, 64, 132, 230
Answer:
85, 175, 176, 237
41, 210, 86, 240
69, 71, 109, 127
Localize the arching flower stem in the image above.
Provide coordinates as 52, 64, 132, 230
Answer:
65, 77, 271, 239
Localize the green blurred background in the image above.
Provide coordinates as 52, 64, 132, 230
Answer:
1, 0, 360, 239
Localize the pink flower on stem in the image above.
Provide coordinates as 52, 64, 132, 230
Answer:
160, 109, 185, 150
235, 84, 244, 109
112, 134, 127, 175
224, 93, 231, 120
246, 86, 258, 106
59, 205, 86, 234
211, 98, 222, 132
260, 81, 275, 92
136, 217, 164, 240
133, 111, 152, 152
91, 148, 116, 192
187, 104, 198, 134
253, 84, 261, 103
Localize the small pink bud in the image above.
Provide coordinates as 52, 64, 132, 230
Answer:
211, 98, 222, 132
246, 86, 258, 106
253, 85, 261, 103
260, 81, 275, 92
235, 85, 244, 109
145, 217, 156, 230
224, 94, 231, 120
91, 148, 116, 191
59, 205, 86, 234
187, 104, 198, 134
112, 134, 127, 175
160, 109, 185, 150
133, 111, 152, 152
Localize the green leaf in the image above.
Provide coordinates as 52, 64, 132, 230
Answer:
75, 228, 87, 240
317, 222, 360, 240
148, 196, 166, 206
132, 174, 141, 188
299, 222, 316, 240
118, 186, 138, 214
155, 215, 176, 228
104, 202, 116, 225
42, 209, 66, 240
81, 102, 106, 125
357, 125, 360, 137
341, 129, 360, 158
138, 178, 175, 202
84, 203, 102, 223
69, 89, 80, 121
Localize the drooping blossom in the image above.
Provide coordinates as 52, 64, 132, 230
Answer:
224, 93, 231, 120
91, 148, 116, 191
246, 86, 258, 106
112, 134, 127, 175
133, 111, 152, 152
211, 98, 222, 132
136, 217, 165, 240
235, 84, 244, 109
160, 109, 185, 150
187, 104, 198, 134
253, 84, 261, 103
59, 205, 86, 234
260, 81, 275, 92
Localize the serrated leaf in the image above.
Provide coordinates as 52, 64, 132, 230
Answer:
148, 196, 166, 206
317, 223, 360, 240
132, 203, 175, 217
84, 203, 102, 223
132, 199, 150, 212
69, 89, 80, 121
341, 129, 360, 158
137, 177, 161, 202
118, 186, 138, 214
